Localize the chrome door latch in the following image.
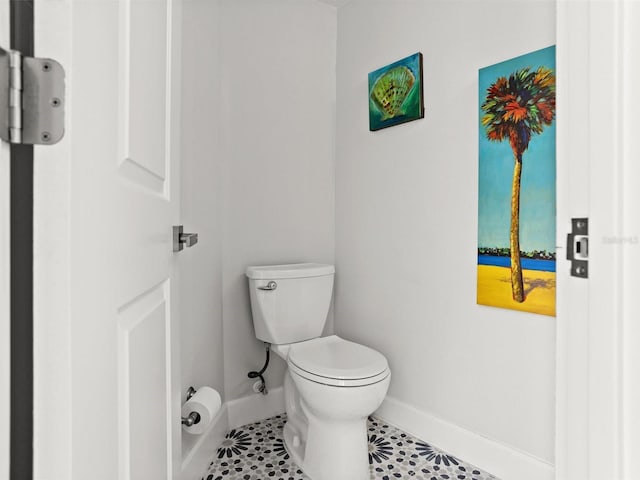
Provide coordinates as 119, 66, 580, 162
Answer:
567, 218, 588, 278
0, 46, 65, 145
173, 225, 198, 252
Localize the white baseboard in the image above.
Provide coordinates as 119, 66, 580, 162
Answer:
375, 396, 554, 480
180, 403, 229, 480
227, 386, 285, 430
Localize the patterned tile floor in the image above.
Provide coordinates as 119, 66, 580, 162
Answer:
201, 414, 499, 480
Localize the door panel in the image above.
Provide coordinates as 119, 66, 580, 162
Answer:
119, 0, 170, 193
127, 0, 168, 180
118, 282, 171, 480
33, 0, 182, 478
115, 0, 179, 478
116, 0, 176, 307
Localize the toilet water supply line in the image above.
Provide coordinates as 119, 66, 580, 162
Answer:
248, 342, 271, 395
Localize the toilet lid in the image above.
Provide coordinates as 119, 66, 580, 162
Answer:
287, 335, 389, 385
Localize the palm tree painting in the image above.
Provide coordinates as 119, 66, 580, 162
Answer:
477, 46, 556, 316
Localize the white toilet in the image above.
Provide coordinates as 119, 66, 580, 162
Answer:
245, 263, 391, 480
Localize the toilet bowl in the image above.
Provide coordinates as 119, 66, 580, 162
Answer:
246, 263, 391, 480
281, 335, 390, 480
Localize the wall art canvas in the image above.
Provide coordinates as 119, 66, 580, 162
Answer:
477, 45, 556, 316
368, 53, 424, 131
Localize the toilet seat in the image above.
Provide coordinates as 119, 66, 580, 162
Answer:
288, 335, 390, 387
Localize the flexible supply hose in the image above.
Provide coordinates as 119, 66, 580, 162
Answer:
247, 342, 270, 394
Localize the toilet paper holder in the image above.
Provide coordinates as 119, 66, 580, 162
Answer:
181, 386, 200, 427
182, 411, 200, 427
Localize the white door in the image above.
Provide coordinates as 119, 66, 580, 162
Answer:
0, 1, 10, 477
34, 0, 182, 479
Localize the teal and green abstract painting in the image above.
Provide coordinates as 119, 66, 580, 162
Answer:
368, 53, 424, 131
477, 46, 556, 316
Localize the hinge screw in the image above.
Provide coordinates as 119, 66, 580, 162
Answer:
42, 62, 51, 72
51, 97, 61, 107
41, 132, 51, 142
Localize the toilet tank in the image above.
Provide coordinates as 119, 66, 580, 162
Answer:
245, 263, 335, 345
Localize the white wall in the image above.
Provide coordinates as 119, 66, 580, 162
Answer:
180, 0, 225, 456
218, 0, 336, 401
335, 0, 556, 468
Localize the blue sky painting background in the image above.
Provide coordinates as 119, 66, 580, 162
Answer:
478, 46, 556, 253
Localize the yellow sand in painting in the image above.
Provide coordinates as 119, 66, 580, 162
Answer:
477, 265, 556, 317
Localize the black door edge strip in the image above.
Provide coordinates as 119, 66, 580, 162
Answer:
10, 1, 34, 479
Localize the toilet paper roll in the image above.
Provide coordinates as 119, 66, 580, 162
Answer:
182, 386, 222, 435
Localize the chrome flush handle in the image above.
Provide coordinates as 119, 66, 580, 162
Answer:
258, 281, 277, 291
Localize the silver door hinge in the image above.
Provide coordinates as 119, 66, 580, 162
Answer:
0, 46, 65, 145
567, 218, 588, 278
